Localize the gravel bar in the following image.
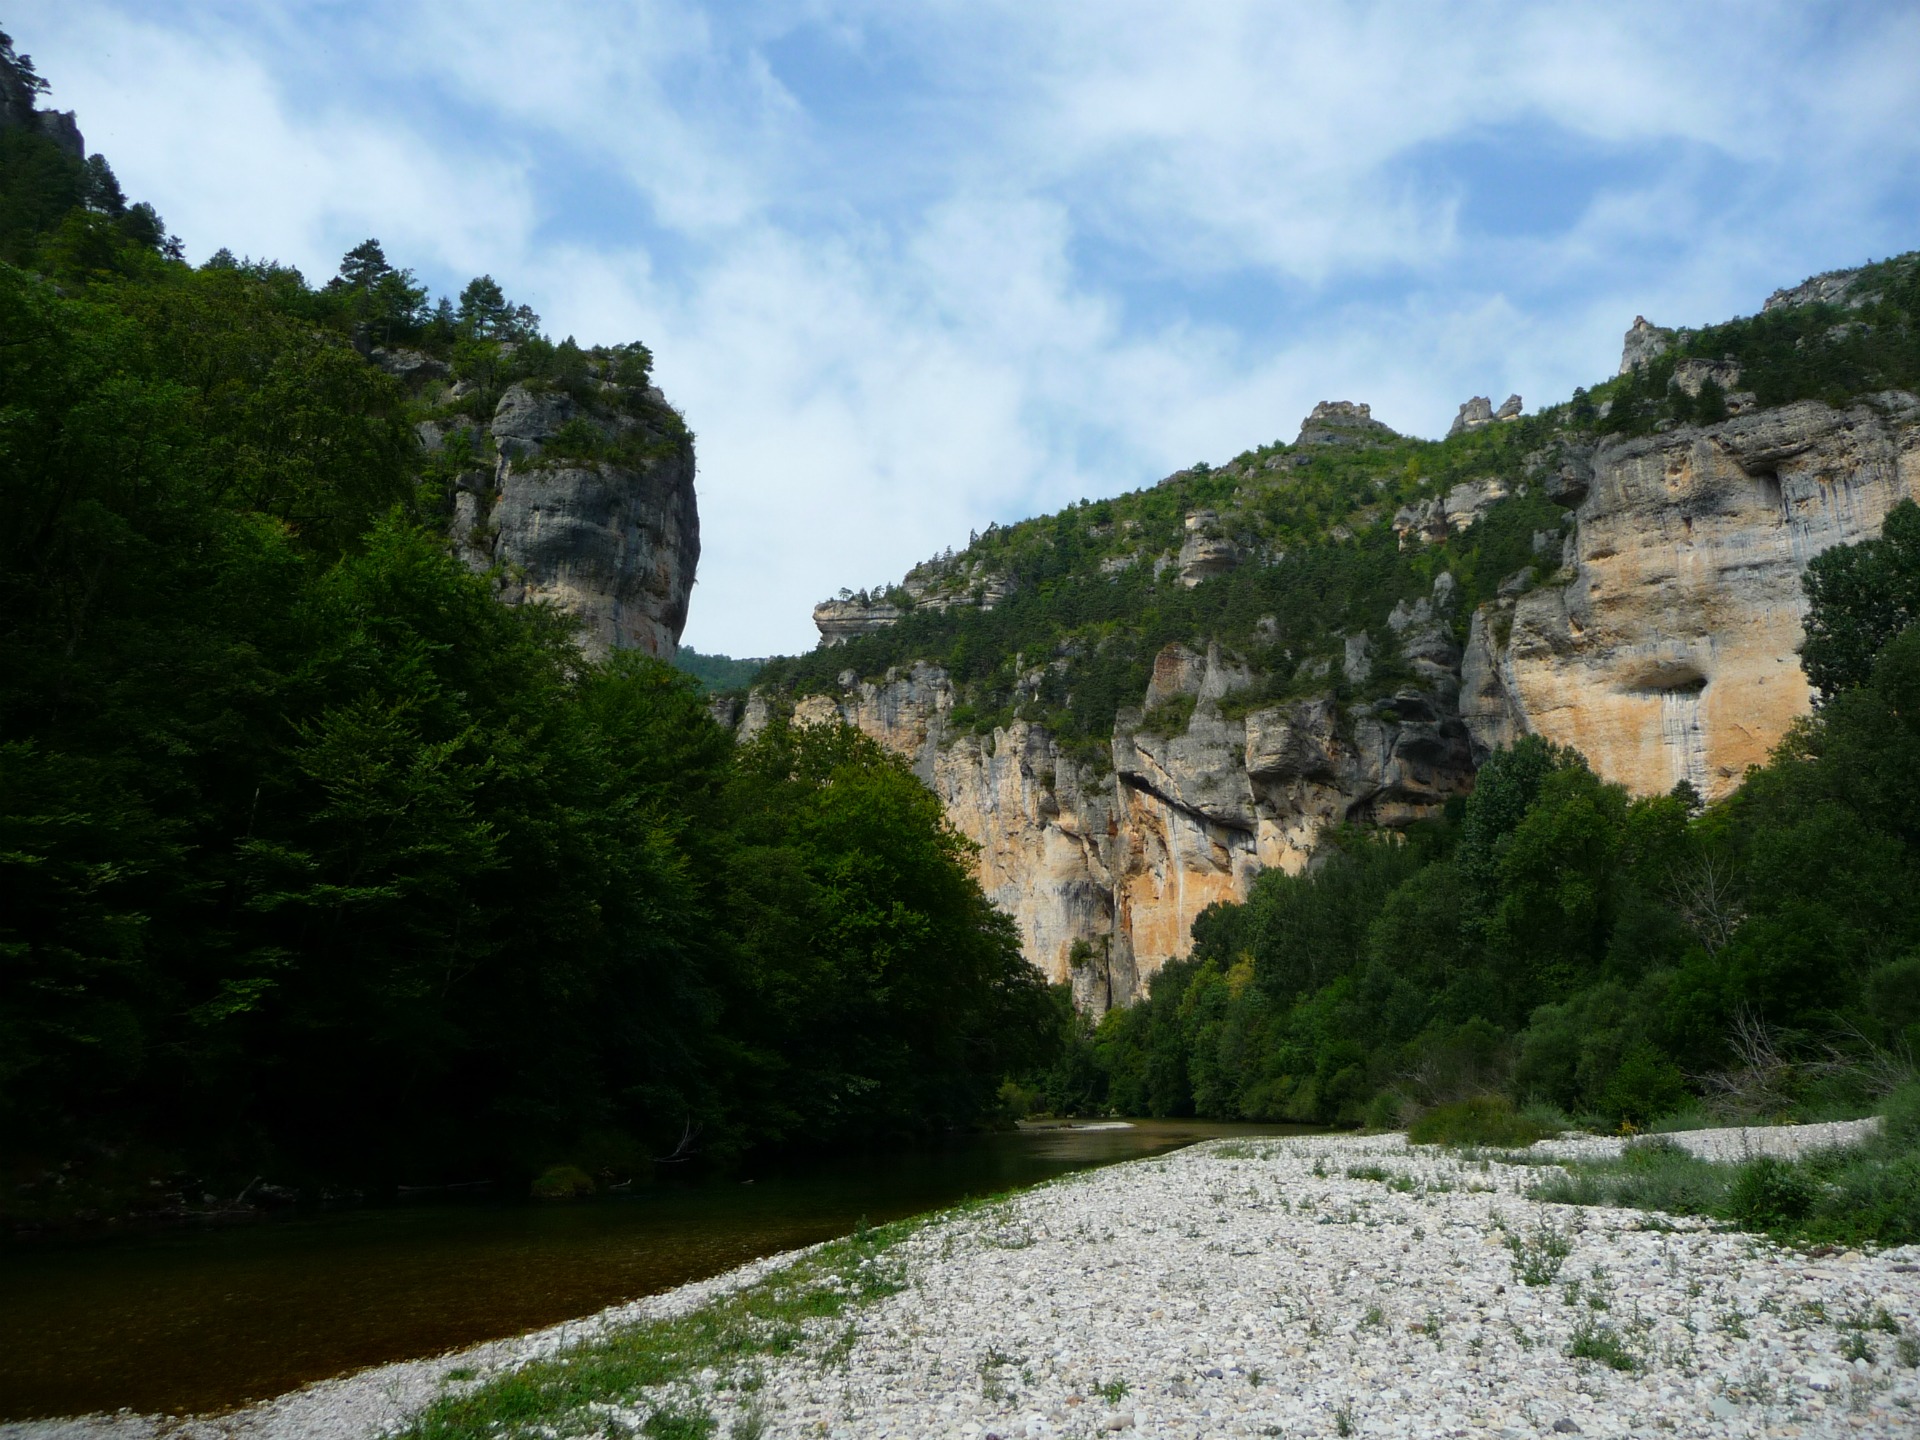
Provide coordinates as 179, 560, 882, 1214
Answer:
9, 1122, 1917, 1440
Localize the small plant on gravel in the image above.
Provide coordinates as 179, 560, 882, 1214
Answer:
1897, 1334, 1920, 1367
1566, 1315, 1641, 1371
727, 1408, 766, 1440
1841, 1331, 1877, 1364
1716, 1309, 1751, 1338
1505, 1220, 1574, 1285
1786, 1299, 1828, 1329
1729, 1155, 1818, 1229
1334, 1402, 1356, 1436
1360, 1304, 1385, 1330
1346, 1164, 1389, 1183
1094, 1378, 1130, 1404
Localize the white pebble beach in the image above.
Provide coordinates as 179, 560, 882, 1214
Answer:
9, 1121, 1917, 1440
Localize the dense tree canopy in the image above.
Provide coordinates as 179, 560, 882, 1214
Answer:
0, 107, 1053, 1199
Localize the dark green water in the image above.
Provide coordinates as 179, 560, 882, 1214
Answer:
0, 1119, 1302, 1421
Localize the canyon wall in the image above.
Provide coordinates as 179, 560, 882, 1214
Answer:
749, 382, 1919, 1010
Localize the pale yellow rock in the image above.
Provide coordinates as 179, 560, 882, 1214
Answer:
1478, 394, 1920, 800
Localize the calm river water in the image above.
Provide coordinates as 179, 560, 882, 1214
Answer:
0, 1119, 1307, 1421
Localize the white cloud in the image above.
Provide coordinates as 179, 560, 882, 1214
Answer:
12, 0, 1920, 655
16, 4, 535, 278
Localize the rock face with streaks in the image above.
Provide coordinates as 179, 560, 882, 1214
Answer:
1465, 392, 1920, 798
742, 607, 1476, 1011
425, 374, 698, 660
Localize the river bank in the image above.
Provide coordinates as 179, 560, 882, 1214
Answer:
8, 1122, 1917, 1440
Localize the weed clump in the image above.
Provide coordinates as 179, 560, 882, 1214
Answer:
1503, 1220, 1574, 1286
1409, 1096, 1554, 1148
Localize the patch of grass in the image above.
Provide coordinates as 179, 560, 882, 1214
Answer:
1531, 1082, 1920, 1246
642, 1408, 715, 1440
1346, 1164, 1389, 1183
393, 1217, 915, 1440
1408, 1095, 1554, 1148
1566, 1315, 1640, 1371
1504, 1220, 1574, 1286
1094, 1378, 1130, 1404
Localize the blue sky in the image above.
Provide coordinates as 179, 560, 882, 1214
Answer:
14, 2, 1920, 655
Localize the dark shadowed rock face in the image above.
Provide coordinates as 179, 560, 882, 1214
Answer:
420, 371, 698, 660
0, 38, 83, 158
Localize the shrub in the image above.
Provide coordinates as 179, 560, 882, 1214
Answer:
1408, 1095, 1552, 1147
1599, 1043, 1689, 1129
1728, 1156, 1817, 1230
530, 1164, 596, 1199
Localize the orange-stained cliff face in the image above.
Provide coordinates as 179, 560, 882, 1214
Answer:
740, 640, 1477, 1012
733, 248, 1920, 1014
1465, 394, 1920, 800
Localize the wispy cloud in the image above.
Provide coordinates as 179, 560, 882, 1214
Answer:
15, 1, 1920, 653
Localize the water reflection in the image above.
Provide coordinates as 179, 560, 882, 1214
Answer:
0, 1119, 1310, 1420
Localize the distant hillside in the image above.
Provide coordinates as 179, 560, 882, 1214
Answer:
673, 647, 768, 694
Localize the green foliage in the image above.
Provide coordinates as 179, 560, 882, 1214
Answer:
1408, 1096, 1552, 1148
397, 1215, 916, 1440
1503, 1220, 1573, 1286
1539, 1084, 1920, 1246
0, 130, 1056, 1191
1565, 1315, 1640, 1371
1801, 499, 1920, 699
673, 647, 766, 695
1726, 1156, 1816, 1229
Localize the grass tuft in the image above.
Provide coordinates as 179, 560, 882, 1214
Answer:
394, 1217, 917, 1440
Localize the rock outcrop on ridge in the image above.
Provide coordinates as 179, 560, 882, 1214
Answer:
741, 256, 1920, 1010
1464, 390, 1920, 796
0, 34, 82, 159
386, 351, 699, 660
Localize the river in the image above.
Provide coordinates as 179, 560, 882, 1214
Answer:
0, 1119, 1310, 1421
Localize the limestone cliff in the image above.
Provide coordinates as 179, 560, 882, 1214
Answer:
743, 614, 1477, 1011
745, 253, 1920, 1009
389, 350, 699, 660
1464, 392, 1920, 798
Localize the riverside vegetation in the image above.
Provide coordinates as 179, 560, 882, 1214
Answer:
1002, 498, 1920, 1250
0, 30, 1053, 1220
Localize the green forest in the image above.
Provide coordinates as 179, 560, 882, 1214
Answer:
1022, 501, 1920, 1152
0, 51, 1052, 1218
